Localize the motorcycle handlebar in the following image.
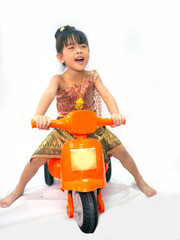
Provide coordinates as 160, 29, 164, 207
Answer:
31, 110, 126, 134
31, 118, 126, 129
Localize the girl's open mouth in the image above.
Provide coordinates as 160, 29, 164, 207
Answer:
75, 57, 84, 64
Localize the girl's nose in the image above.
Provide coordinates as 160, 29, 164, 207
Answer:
76, 46, 82, 54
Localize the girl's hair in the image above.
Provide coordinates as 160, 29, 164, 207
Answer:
55, 25, 89, 54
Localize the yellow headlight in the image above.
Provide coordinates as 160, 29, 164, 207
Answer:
71, 148, 97, 171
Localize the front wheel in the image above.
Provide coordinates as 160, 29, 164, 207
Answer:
73, 191, 98, 233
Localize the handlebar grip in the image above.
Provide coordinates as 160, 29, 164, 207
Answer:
31, 120, 69, 130
97, 117, 126, 127
31, 121, 37, 128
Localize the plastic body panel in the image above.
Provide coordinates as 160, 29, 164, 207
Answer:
60, 138, 106, 192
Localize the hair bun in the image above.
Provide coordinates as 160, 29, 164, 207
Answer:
55, 25, 76, 39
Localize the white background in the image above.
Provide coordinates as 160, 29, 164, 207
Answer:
0, 0, 180, 239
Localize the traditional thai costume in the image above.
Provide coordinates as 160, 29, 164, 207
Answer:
31, 70, 121, 163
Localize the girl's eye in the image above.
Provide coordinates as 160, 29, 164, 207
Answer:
82, 44, 87, 48
68, 46, 74, 50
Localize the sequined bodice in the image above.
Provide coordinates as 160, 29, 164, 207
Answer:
56, 70, 101, 117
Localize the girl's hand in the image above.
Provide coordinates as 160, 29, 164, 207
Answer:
111, 113, 125, 128
33, 115, 52, 130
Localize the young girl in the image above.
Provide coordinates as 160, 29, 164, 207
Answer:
0, 25, 156, 208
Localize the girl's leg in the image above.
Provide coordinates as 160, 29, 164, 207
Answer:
111, 144, 157, 197
0, 157, 48, 208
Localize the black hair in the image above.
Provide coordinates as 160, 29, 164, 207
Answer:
55, 25, 89, 54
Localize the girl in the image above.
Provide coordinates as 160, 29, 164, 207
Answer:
0, 25, 156, 208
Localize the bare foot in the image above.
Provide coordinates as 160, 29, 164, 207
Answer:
0, 189, 23, 208
136, 177, 157, 197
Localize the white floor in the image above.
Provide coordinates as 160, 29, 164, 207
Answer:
1, 159, 180, 240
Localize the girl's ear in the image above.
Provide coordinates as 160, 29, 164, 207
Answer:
56, 53, 65, 64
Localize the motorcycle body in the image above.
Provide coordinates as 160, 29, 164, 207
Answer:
32, 110, 121, 233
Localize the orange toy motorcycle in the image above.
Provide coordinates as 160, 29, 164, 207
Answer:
32, 110, 125, 233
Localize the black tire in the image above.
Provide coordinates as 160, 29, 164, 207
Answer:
106, 158, 112, 183
73, 191, 98, 233
44, 162, 54, 186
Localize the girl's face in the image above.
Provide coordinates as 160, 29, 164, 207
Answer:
57, 37, 89, 72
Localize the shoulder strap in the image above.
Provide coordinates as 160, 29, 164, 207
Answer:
93, 70, 99, 82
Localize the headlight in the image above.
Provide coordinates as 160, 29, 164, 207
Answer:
71, 148, 97, 171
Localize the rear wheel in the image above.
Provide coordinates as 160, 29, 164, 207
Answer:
73, 191, 98, 233
106, 158, 112, 183
44, 162, 54, 186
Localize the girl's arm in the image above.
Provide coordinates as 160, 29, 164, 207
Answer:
33, 75, 60, 129
95, 76, 125, 127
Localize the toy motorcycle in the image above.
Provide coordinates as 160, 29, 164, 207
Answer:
31, 110, 125, 233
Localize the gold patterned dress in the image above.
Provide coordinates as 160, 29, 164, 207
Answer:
31, 70, 121, 163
